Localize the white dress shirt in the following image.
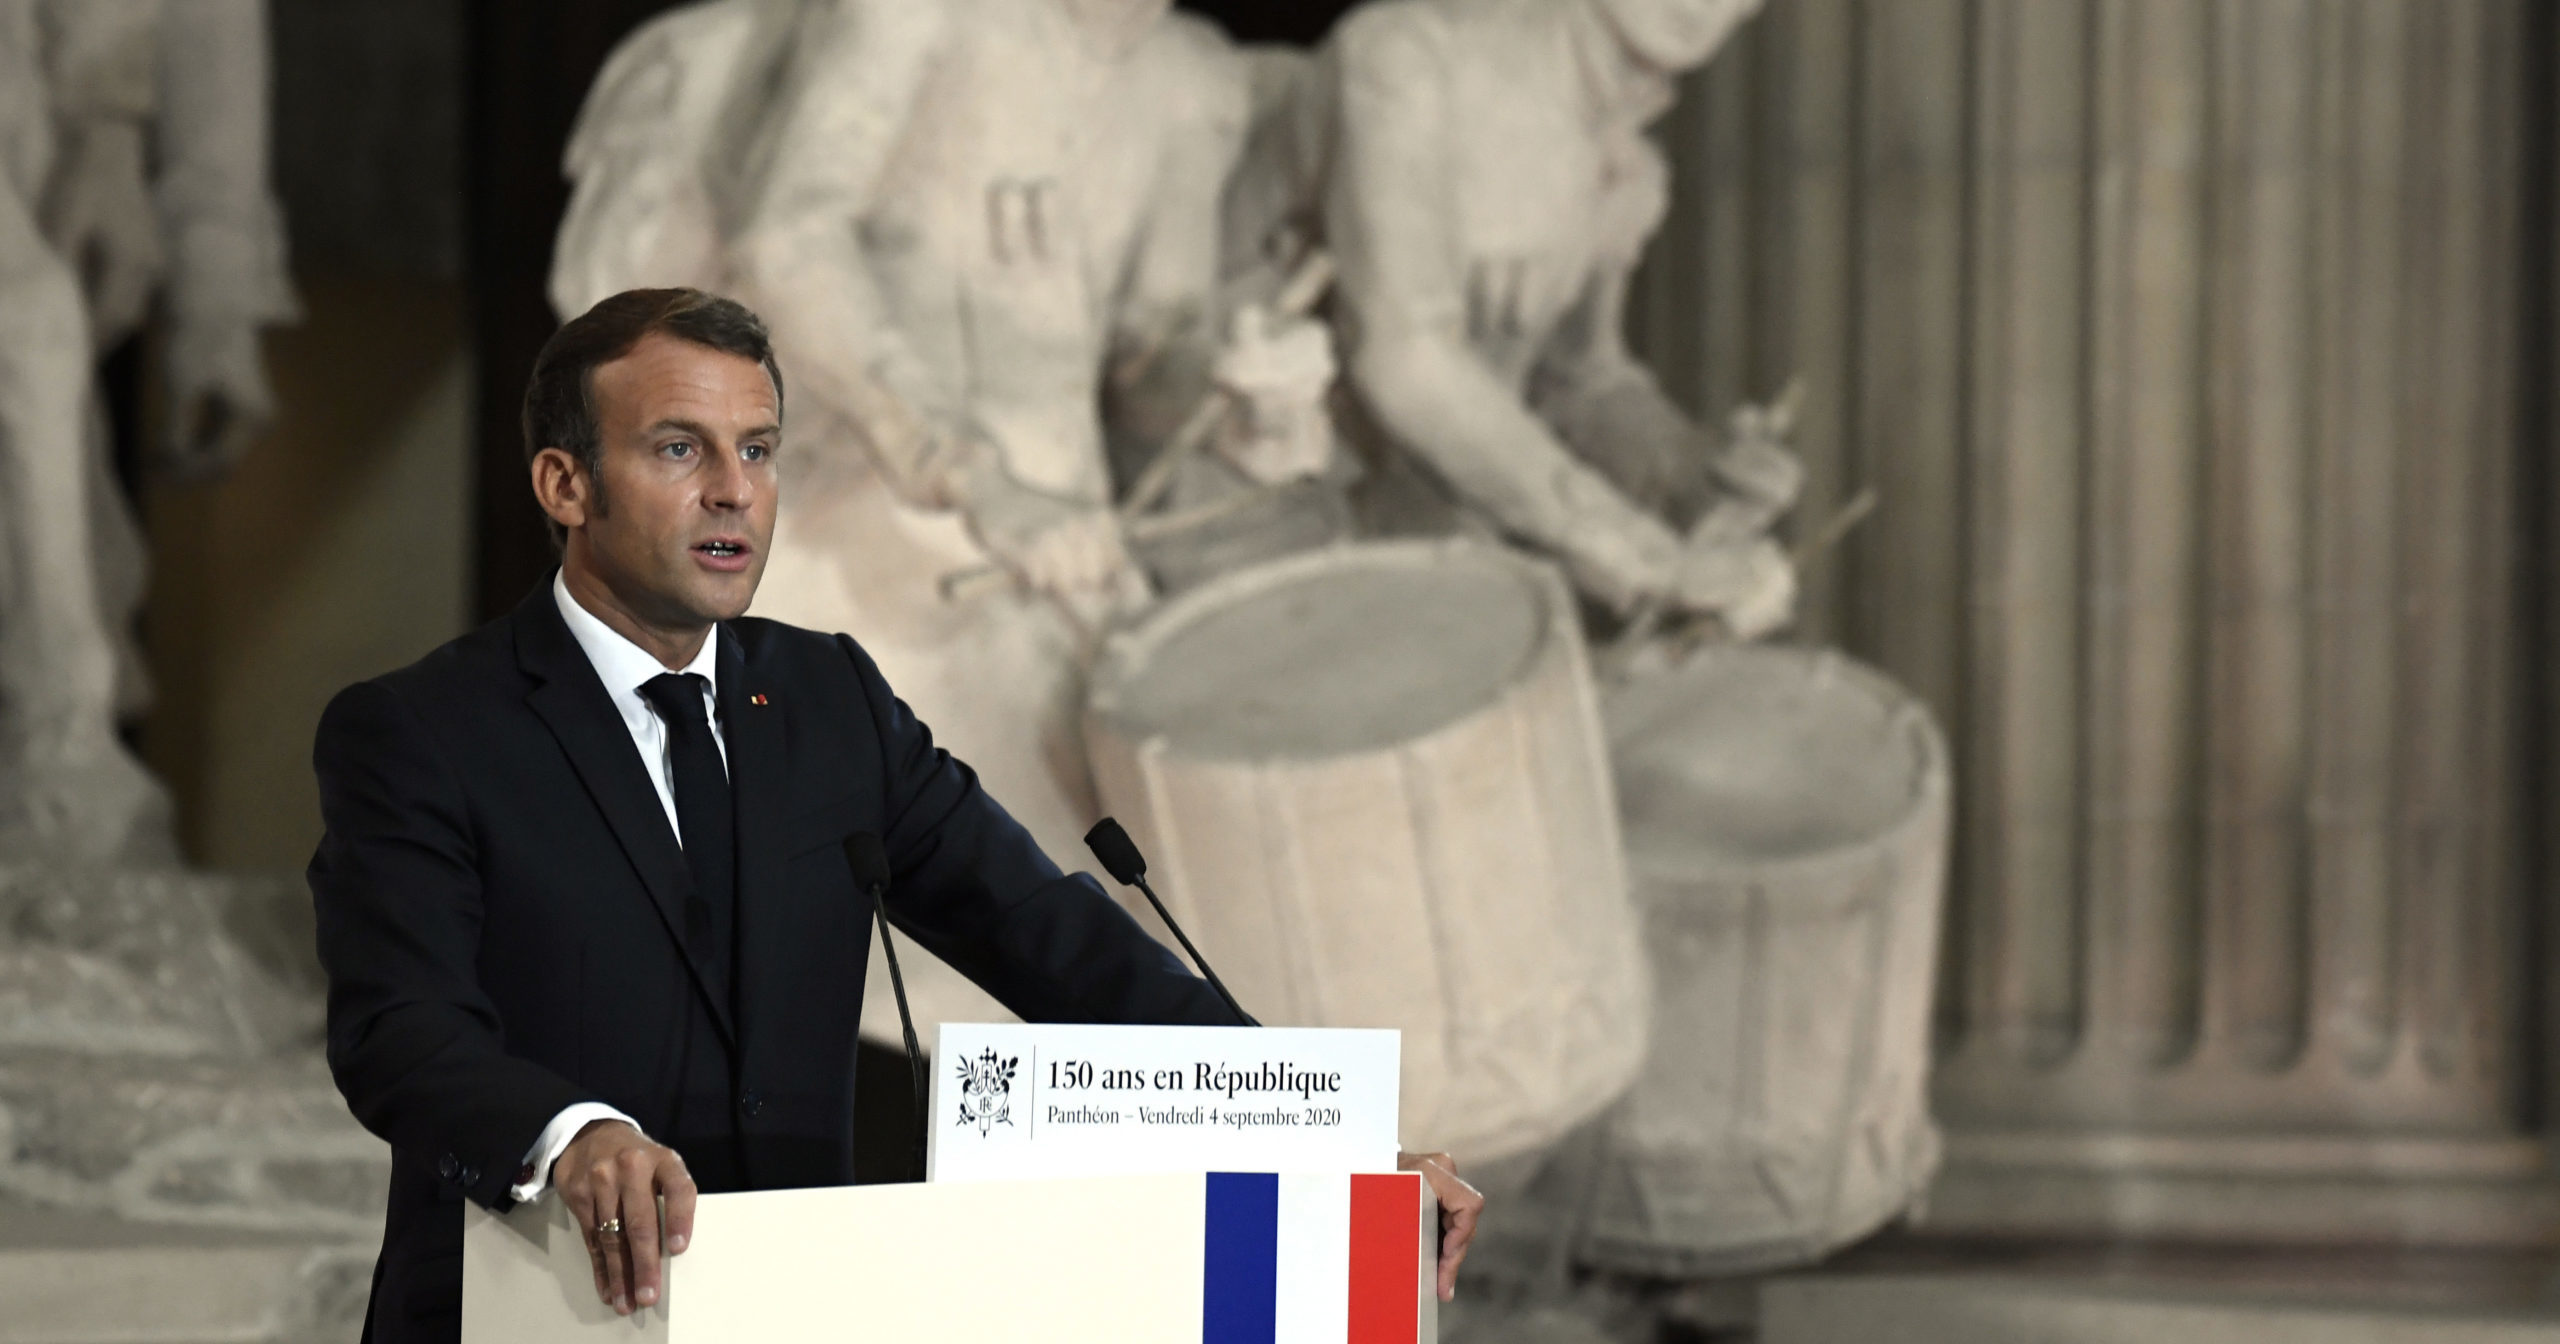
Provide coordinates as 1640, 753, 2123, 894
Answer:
508, 572, 729, 1203
552, 569, 727, 835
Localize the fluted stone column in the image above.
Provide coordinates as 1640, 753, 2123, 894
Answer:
1632, 0, 2544, 1244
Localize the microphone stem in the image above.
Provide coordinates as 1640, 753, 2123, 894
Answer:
1132, 875, 1253, 1027
869, 884, 929, 1180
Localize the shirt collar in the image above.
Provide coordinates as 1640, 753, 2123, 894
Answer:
552, 569, 720, 699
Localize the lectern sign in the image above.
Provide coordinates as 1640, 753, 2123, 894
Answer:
928, 1023, 1400, 1182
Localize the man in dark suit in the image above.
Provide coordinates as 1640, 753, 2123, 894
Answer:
309, 287, 1482, 1344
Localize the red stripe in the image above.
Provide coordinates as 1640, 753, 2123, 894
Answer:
1346, 1173, 1418, 1344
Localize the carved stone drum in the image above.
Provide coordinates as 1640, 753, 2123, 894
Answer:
1579, 645, 1949, 1276
1084, 540, 1647, 1163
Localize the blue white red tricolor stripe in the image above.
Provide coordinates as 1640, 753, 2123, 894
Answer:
1201, 1173, 1419, 1344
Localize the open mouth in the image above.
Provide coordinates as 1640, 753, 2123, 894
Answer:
696, 541, 747, 558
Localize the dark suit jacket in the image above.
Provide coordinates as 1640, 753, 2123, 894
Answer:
309, 580, 1233, 1343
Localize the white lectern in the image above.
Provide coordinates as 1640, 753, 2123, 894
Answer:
462, 1169, 1436, 1343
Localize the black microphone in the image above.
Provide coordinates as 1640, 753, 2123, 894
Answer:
1084, 818, 1254, 1027
845, 832, 928, 1181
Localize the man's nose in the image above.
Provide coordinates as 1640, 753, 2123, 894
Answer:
703, 444, 755, 509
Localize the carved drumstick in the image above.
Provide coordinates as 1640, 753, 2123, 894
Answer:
1117, 249, 1337, 518
1597, 486, 1879, 677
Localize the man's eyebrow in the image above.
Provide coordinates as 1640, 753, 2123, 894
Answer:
642, 417, 781, 441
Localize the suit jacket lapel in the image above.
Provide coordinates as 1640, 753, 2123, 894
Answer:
719, 626, 789, 1050
513, 583, 736, 1046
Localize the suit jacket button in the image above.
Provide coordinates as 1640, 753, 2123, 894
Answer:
460, 1165, 481, 1187
437, 1153, 459, 1181
738, 1091, 764, 1119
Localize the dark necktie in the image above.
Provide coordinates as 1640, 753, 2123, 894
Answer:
639, 672, 734, 1003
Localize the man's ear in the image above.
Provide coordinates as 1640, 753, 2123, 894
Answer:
531, 447, 593, 531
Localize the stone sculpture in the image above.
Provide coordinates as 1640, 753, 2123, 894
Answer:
1244, 0, 1799, 640
0, 0, 372, 1243
556, 0, 1335, 1035
0, 26, 371, 1339
0, 0, 295, 862
1201, 1, 1950, 1313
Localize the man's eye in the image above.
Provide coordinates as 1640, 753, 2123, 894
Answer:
742, 443, 771, 462
662, 441, 695, 459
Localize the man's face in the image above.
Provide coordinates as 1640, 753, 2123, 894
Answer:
1594, 0, 1764, 72
1059, 0, 1171, 58
551, 332, 781, 635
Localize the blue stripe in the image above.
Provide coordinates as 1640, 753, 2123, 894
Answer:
1202, 1172, 1278, 1344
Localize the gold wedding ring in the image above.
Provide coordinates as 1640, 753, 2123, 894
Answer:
596, 1217, 624, 1236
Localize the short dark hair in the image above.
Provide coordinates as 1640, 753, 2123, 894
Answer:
522, 287, 787, 542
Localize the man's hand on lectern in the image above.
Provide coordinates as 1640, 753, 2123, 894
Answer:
555, 1119, 698, 1315
1398, 1151, 1483, 1301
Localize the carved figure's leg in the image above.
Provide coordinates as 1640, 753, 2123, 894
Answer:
86, 394, 152, 718
0, 186, 169, 860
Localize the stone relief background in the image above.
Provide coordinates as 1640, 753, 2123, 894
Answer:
4, 2, 2558, 1343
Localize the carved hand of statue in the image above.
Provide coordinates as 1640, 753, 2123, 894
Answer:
1553, 477, 1687, 614
160, 317, 275, 479
964, 464, 1133, 598
1674, 533, 1796, 641
1713, 435, 1802, 516
39, 119, 164, 350
1210, 302, 1336, 486
1712, 394, 1805, 516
